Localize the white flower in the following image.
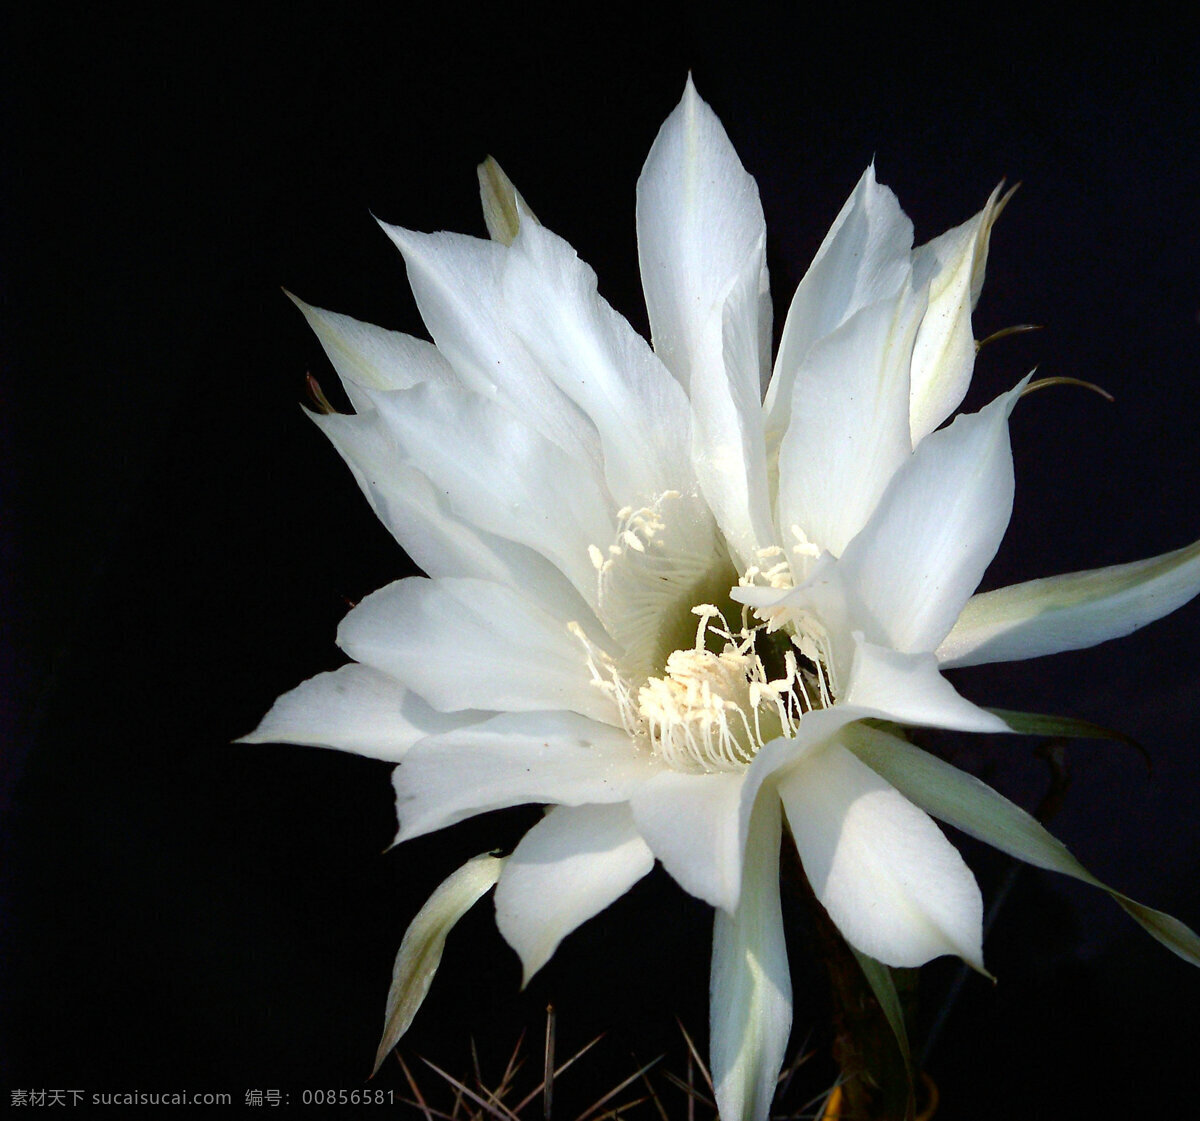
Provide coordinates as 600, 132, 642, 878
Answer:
246, 79, 1200, 1120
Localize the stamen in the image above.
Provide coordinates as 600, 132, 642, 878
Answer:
570, 601, 838, 775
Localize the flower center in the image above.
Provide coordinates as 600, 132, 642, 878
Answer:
572, 498, 839, 773
637, 605, 805, 771
572, 601, 837, 774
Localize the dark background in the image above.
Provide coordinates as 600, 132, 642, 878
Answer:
4, 7, 1199, 1118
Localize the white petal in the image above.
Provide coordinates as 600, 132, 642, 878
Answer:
367, 381, 614, 604
710, 791, 791, 1121
494, 804, 653, 985
636, 78, 773, 564
289, 292, 454, 413
776, 282, 924, 558
238, 663, 484, 762
908, 184, 1008, 442
501, 218, 695, 505
764, 165, 914, 447
628, 706, 868, 913
379, 223, 604, 475
627, 769, 745, 911
837, 379, 1026, 653
392, 711, 661, 842
844, 637, 1010, 734
312, 409, 600, 626
636, 76, 768, 396
844, 722, 1200, 967
373, 853, 505, 1075
779, 740, 985, 969
336, 577, 613, 722
936, 537, 1200, 667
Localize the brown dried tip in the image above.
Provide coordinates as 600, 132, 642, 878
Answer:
1020, 375, 1115, 402
305, 372, 336, 415
976, 323, 1042, 352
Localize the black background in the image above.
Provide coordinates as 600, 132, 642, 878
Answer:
4, 7, 1200, 1118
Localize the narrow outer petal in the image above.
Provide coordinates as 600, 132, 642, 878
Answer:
238, 663, 485, 762
779, 741, 986, 970
936, 536, 1200, 667
289, 293, 454, 414
373, 853, 506, 1075
908, 184, 1008, 443
710, 791, 791, 1121
477, 156, 537, 246
494, 804, 654, 985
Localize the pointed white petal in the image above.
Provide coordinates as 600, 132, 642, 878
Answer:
337, 577, 613, 722
379, 223, 604, 474
636, 78, 773, 563
628, 706, 871, 913
937, 537, 1200, 667
501, 219, 695, 505
477, 156, 537, 246
373, 853, 505, 1075
494, 804, 653, 985
627, 769, 745, 911
908, 184, 1007, 442
764, 165, 914, 446
838, 379, 1026, 653
779, 740, 985, 969
844, 723, 1200, 967
238, 664, 485, 761
690, 239, 776, 566
289, 293, 454, 413
392, 711, 660, 842
710, 791, 791, 1121
776, 282, 924, 558
367, 381, 614, 603
844, 637, 1010, 733
312, 409, 601, 626
636, 76, 768, 396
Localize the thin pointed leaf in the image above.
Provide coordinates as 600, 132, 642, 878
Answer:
844, 724, 1200, 967
849, 948, 913, 1077
373, 854, 506, 1075
988, 708, 1150, 771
